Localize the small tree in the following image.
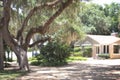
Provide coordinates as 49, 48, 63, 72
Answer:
31, 41, 71, 66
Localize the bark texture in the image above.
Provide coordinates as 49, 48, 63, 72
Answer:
0, 29, 4, 70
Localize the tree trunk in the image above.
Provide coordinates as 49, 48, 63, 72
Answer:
0, 29, 4, 70
19, 49, 29, 71
13, 46, 30, 71
1, 23, 29, 71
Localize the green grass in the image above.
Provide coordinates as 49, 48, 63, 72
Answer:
0, 70, 27, 80
67, 56, 87, 62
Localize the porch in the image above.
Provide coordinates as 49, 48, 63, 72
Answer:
80, 35, 120, 59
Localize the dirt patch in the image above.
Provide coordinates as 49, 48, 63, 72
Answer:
15, 60, 120, 80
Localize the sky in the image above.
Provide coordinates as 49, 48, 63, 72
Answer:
91, 0, 120, 5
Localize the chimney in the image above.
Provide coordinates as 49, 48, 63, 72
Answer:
111, 32, 119, 37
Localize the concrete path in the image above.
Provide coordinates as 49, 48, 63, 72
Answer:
16, 59, 120, 80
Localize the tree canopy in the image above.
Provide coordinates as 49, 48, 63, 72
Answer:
0, 0, 82, 70
80, 2, 120, 35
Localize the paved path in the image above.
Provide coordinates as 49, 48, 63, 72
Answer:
16, 59, 120, 80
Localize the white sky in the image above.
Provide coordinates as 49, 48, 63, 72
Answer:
91, 0, 120, 5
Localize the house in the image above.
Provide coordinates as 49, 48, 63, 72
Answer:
80, 34, 120, 59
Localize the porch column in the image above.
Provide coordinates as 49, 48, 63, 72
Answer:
96, 45, 100, 54
96, 46, 98, 54
99, 45, 103, 54
92, 45, 96, 59
109, 44, 113, 58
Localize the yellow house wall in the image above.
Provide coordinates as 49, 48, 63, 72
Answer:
110, 54, 120, 59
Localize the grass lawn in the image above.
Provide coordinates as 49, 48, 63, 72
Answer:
67, 56, 87, 62
0, 70, 27, 80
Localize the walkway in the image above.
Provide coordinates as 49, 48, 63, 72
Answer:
16, 59, 120, 80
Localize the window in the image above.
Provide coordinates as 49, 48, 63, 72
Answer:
107, 45, 109, 53
114, 45, 120, 54
103, 45, 109, 54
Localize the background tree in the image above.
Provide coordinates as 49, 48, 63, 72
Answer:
80, 3, 111, 35
78, 2, 120, 35
104, 3, 120, 33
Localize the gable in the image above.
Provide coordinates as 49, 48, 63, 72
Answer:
81, 40, 92, 46
80, 36, 99, 46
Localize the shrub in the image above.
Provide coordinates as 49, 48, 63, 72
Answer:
74, 47, 80, 52
98, 54, 110, 59
30, 41, 71, 66
72, 47, 83, 56
83, 47, 92, 57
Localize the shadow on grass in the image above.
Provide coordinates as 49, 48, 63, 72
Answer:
5, 62, 120, 80
66, 63, 120, 80
0, 69, 28, 80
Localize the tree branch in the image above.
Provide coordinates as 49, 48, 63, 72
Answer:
24, 0, 73, 49
42, 0, 73, 33
16, 0, 61, 40
2, 0, 18, 47
0, 17, 4, 28
3, 0, 12, 25
29, 37, 51, 47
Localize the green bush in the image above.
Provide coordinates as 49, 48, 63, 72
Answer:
72, 47, 83, 56
83, 47, 92, 57
98, 54, 110, 59
74, 47, 80, 52
30, 41, 71, 66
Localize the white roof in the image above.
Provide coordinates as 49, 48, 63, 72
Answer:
87, 35, 120, 45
